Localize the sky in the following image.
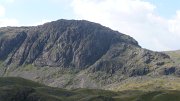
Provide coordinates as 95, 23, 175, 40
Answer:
0, 0, 180, 51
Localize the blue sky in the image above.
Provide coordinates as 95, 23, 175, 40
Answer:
146, 0, 180, 18
0, 0, 74, 25
0, 0, 180, 51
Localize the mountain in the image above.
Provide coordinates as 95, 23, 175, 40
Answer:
0, 77, 180, 101
0, 19, 179, 89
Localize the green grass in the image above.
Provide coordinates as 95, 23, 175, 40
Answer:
0, 77, 180, 101
164, 50, 180, 65
0, 77, 44, 87
136, 90, 180, 101
109, 76, 180, 92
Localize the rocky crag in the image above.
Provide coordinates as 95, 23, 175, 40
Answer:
0, 19, 179, 89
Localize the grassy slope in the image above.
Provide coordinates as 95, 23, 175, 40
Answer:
0, 77, 43, 87
108, 76, 180, 92
0, 77, 180, 101
164, 50, 180, 65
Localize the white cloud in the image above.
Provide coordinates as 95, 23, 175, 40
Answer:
6, 0, 15, 3
0, 0, 15, 4
0, 18, 19, 27
0, 5, 5, 17
168, 10, 180, 37
49, 0, 71, 3
0, 3, 19, 27
71, 0, 180, 51
33, 19, 51, 26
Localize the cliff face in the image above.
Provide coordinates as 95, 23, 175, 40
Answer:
0, 20, 139, 69
0, 19, 178, 89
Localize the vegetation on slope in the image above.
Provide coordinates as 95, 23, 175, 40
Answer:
109, 76, 180, 91
0, 77, 180, 101
164, 50, 180, 65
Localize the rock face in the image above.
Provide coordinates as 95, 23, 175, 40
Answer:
0, 19, 179, 89
1, 20, 139, 69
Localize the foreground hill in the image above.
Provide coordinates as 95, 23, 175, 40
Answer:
0, 77, 180, 101
0, 19, 179, 89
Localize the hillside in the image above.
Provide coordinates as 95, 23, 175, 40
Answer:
0, 19, 179, 89
164, 50, 180, 65
0, 77, 180, 101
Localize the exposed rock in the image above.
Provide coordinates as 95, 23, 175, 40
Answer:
0, 19, 179, 89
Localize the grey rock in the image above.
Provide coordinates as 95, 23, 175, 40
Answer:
0, 19, 179, 89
